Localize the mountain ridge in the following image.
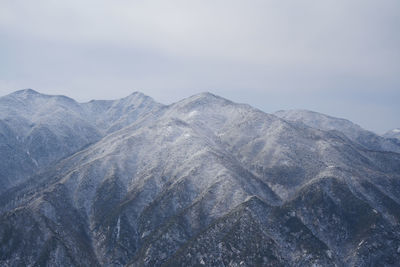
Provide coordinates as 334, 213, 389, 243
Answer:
1, 89, 400, 266
275, 109, 400, 154
384, 128, 400, 141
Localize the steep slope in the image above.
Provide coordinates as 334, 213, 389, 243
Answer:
169, 95, 400, 200
0, 89, 101, 192
1, 91, 400, 266
0, 89, 163, 193
0, 118, 279, 265
82, 92, 164, 134
275, 109, 400, 153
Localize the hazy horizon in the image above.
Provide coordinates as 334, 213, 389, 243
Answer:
1, 1, 399, 133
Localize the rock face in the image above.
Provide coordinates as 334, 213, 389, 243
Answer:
1, 90, 400, 266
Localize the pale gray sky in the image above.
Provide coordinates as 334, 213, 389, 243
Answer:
0, 0, 399, 133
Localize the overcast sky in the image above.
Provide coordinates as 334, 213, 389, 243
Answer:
0, 0, 399, 133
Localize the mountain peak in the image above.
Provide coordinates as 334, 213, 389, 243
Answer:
12, 88, 40, 96
8, 89, 72, 101
275, 109, 358, 127
129, 91, 148, 97
174, 92, 232, 108
85, 91, 154, 104
192, 91, 225, 100
275, 109, 400, 153
120, 91, 162, 109
383, 128, 400, 140
124, 91, 154, 101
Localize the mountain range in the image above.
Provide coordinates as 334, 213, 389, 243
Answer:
1, 89, 400, 266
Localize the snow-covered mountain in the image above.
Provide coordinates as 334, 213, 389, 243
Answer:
275, 109, 400, 153
1, 90, 400, 266
82, 91, 164, 134
384, 128, 400, 140
0, 89, 98, 193
0, 89, 162, 193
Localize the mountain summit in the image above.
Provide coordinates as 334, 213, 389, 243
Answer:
384, 128, 400, 140
1, 90, 400, 266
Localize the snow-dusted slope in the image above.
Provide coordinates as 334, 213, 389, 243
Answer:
275, 109, 400, 153
82, 92, 164, 134
0, 89, 100, 192
0, 89, 162, 192
1, 91, 400, 266
384, 128, 400, 140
